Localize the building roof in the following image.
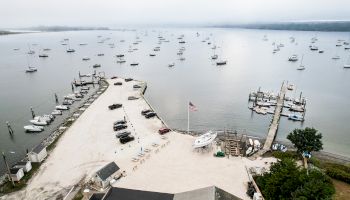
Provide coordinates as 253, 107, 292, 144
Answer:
16, 161, 30, 166
103, 187, 174, 200
10, 168, 22, 174
96, 162, 120, 181
89, 193, 105, 200
32, 144, 46, 154
96, 186, 241, 200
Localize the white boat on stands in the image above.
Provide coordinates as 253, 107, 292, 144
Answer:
193, 131, 217, 148
24, 125, 44, 133
55, 105, 69, 110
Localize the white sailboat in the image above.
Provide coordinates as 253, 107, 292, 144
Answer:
24, 125, 44, 133
297, 54, 305, 70
193, 131, 217, 148
344, 54, 350, 68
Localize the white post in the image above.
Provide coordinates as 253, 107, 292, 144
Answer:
187, 101, 189, 134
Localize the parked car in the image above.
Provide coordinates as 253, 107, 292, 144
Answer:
141, 109, 152, 115
116, 131, 131, 138
109, 104, 122, 110
145, 112, 157, 119
114, 124, 127, 131
114, 82, 122, 86
158, 128, 171, 135
125, 78, 133, 82
120, 135, 135, 144
128, 96, 139, 100
114, 119, 127, 125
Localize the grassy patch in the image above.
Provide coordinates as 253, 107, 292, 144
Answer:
271, 151, 300, 160
333, 179, 350, 200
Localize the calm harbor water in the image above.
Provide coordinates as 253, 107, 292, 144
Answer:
0, 28, 350, 174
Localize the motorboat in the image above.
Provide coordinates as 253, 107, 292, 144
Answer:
179, 57, 186, 61
117, 59, 126, 63
288, 55, 298, 62
82, 57, 90, 61
24, 125, 44, 133
211, 55, 218, 60
51, 110, 62, 115
193, 131, 217, 148
179, 41, 186, 44
97, 53, 104, 56
93, 64, 101, 68
216, 60, 227, 65
79, 43, 87, 46
63, 99, 74, 105
332, 55, 340, 60
66, 49, 75, 53
288, 114, 304, 121
168, 63, 175, 67
253, 106, 268, 115
26, 67, 37, 73
289, 105, 304, 112
55, 105, 69, 110
287, 84, 295, 90
116, 54, 124, 58
149, 54, 156, 57
38, 54, 49, 58
310, 45, 318, 51
29, 119, 47, 126
130, 62, 139, 66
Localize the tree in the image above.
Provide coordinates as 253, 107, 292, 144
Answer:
255, 158, 335, 200
287, 127, 323, 154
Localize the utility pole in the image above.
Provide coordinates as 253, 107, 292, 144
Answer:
2, 152, 15, 187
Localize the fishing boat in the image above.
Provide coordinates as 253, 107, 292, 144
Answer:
193, 131, 217, 148
24, 125, 44, 133
55, 105, 69, 110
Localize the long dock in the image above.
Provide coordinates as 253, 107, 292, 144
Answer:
259, 82, 287, 155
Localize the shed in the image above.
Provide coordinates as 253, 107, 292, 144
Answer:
12, 161, 32, 173
28, 144, 47, 163
10, 168, 24, 182
94, 162, 120, 189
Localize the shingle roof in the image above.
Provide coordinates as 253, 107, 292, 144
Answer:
10, 168, 21, 174
96, 162, 120, 181
32, 144, 46, 154
103, 187, 174, 200
89, 193, 105, 200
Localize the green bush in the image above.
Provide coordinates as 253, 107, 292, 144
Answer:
324, 164, 350, 184
272, 151, 300, 160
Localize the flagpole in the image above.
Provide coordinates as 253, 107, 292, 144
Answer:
187, 101, 189, 134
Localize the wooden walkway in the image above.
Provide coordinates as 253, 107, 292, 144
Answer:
257, 82, 287, 156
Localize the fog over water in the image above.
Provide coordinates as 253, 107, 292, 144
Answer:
1, 0, 350, 28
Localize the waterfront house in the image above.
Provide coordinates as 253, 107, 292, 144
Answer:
28, 144, 47, 163
93, 162, 120, 189
12, 161, 32, 173
88, 186, 242, 200
10, 168, 24, 182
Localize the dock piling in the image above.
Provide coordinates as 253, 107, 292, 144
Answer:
30, 107, 35, 118
6, 121, 14, 135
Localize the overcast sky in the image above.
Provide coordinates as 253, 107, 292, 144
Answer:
1, 0, 350, 28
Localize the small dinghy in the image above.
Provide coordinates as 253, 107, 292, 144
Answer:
55, 105, 69, 110
51, 110, 62, 115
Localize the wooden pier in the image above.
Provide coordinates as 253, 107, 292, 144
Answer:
259, 82, 287, 156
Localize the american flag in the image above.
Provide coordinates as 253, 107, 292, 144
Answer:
189, 101, 197, 111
